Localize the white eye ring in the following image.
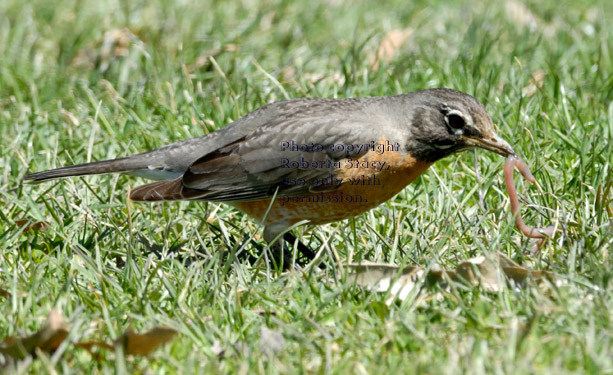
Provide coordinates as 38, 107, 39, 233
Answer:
444, 110, 467, 135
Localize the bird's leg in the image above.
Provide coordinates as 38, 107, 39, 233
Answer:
262, 227, 320, 269
262, 227, 293, 269
262, 226, 326, 269
268, 240, 295, 270
282, 232, 325, 267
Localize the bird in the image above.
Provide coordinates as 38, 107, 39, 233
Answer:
24, 88, 516, 265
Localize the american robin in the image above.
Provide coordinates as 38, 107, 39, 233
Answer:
25, 88, 515, 263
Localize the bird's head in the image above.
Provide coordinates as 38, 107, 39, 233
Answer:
399, 88, 515, 162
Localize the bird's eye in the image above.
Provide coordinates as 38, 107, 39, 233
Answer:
447, 114, 465, 129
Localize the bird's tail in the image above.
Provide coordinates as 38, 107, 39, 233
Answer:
24, 156, 151, 182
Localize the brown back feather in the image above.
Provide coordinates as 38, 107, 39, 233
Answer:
129, 178, 205, 201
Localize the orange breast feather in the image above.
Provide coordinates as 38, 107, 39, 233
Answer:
231, 146, 432, 230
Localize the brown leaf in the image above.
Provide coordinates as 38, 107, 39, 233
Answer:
101, 29, 132, 59
454, 256, 506, 292
521, 70, 546, 97
445, 253, 552, 291
186, 44, 239, 73
350, 263, 424, 291
0, 287, 10, 299
371, 28, 413, 71
348, 262, 427, 303
346, 253, 559, 301
74, 340, 114, 352
71, 28, 139, 71
502, 266, 558, 287
75, 326, 177, 358
495, 252, 522, 268
187, 47, 221, 73
0, 309, 69, 360
14, 219, 48, 232
60, 109, 80, 127
117, 327, 177, 356
73, 340, 114, 361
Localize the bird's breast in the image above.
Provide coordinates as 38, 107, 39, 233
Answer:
231, 148, 432, 229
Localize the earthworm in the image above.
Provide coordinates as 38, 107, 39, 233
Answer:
504, 155, 555, 240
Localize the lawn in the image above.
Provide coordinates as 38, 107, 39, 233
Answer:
1, 0, 612, 373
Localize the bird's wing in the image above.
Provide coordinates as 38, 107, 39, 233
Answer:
130, 98, 395, 202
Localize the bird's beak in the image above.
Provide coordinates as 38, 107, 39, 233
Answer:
461, 134, 515, 157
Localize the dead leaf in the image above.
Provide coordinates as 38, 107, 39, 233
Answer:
187, 47, 221, 73
0, 309, 69, 360
73, 340, 114, 361
75, 326, 177, 358
72, 28, 140, 71
346, 253, 559, 303
349, 262, 427, 304
447, 253, 556, 291
521, 70, 546, 97
350, 263, 423, 291
0, 287, 10, 299
186, 44, 238, 73
454, 256, 506, 292
117, 327, 177, 356
14, 219, 48, 232
371, 28, 413, 71
60, 109, 80, 127
495, 253, 522, 268
503, 267, 560, 288
101, 29, 132, 59
74, 341, 114, 352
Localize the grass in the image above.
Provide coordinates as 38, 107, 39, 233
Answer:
1, 0, 612, 373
